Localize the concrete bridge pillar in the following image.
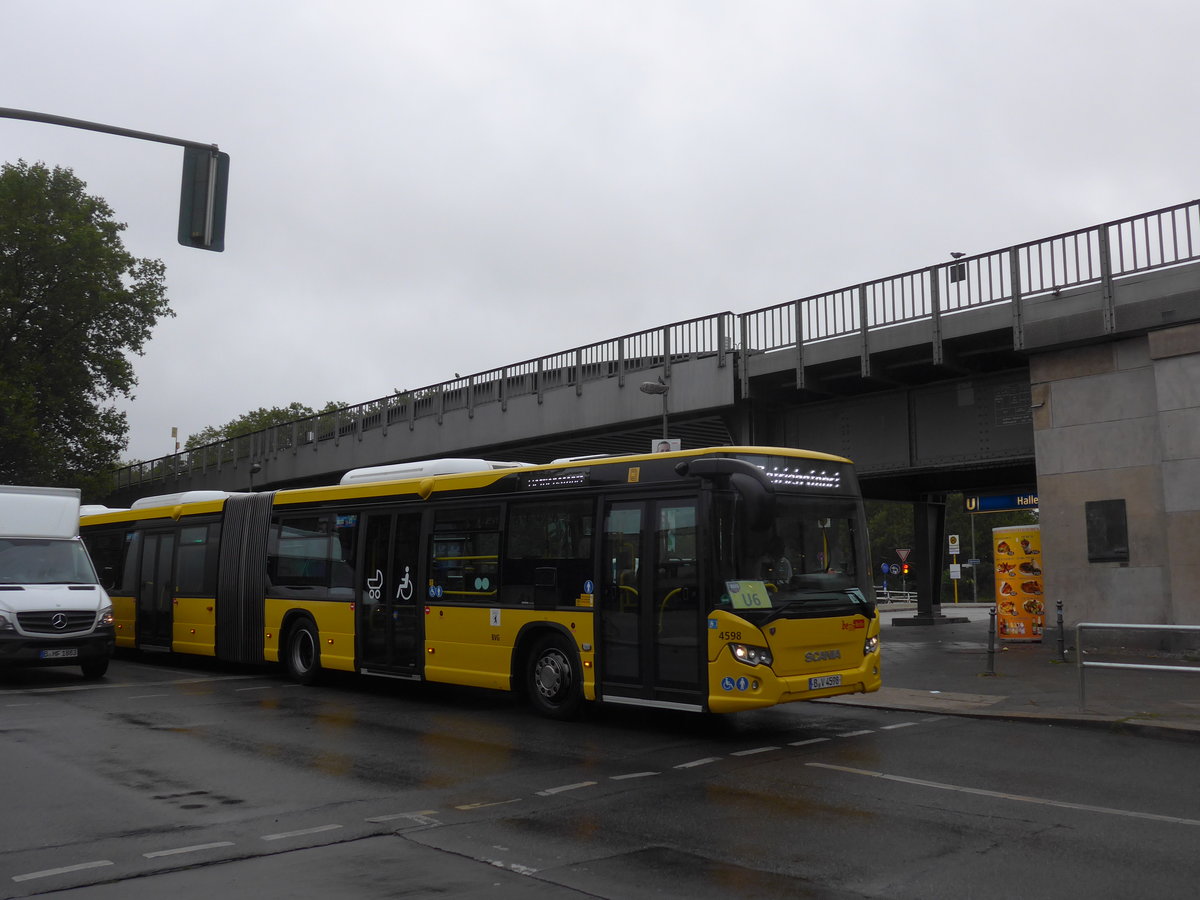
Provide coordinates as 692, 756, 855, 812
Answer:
1032, 324, 1200, 630
893, 494, 970, 626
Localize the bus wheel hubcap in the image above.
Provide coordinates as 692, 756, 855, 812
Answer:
536, 651, 569, 698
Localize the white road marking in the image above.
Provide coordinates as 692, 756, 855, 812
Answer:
731, 746, 780, 756
485, 858, 539, 875
234, 686, 274, 692
837, 730, 874, 737
366, 811, 440, 824
808, 763, 1200, 826
674, 757, 720, 768
788, 737, 830, 747
611, 771, 659, 780
880, 722, 919, 730
536, 781, 597, 796
143, 841, 235, 858
261, 824, 343, 841
456, 799, 521, 810
12, 860, 113, 882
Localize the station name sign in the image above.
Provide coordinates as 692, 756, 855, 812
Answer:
965, 492, 1038, 513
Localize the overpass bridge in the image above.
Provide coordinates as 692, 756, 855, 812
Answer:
109, 198, 1200, 629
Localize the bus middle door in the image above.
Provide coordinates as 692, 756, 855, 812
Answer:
137, 529, 176, 651
359, 511, 423, 675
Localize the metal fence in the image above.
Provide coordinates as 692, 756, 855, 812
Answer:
1076, 622, 1200, 710
113, 199, 1200, 493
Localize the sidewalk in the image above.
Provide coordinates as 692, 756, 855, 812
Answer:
820, 603, 1200, 739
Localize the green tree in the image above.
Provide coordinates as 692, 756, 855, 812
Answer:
0, 160, 170, 491
183, 401, 347, 449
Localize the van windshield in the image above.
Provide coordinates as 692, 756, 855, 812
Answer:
0, 539, 99, 585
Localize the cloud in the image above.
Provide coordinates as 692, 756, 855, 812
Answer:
4, 0, 1198, 460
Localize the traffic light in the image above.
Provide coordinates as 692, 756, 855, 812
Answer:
178, 145, 230, 251
901, 562, 909, 575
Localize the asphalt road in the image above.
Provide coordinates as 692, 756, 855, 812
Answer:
2, 654, 1198, 899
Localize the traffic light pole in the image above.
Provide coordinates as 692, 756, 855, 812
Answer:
1, 107, 228, 251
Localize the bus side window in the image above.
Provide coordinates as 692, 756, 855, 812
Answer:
82, 527, 129, 592
431, 506, 501, 602
268, 514, 357, 598
503, 499, 594, 608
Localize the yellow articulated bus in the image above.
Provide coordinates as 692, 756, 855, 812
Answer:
81, 447, 881, 717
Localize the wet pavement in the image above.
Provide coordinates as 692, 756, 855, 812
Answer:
822, 603, 1200, 738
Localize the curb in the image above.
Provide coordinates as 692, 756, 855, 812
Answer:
815, 693, 1200, 741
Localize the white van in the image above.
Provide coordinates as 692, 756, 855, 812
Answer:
0, 485, 115, 678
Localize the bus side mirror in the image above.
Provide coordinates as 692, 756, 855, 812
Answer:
675, 458, 775, 529
730, 472, 775, 530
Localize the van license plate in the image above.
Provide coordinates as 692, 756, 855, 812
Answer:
39, 648, 78, 659
809, 674, 841, 690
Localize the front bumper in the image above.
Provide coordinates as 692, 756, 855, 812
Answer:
0, 628, 115, 667
707, 649, 882, 713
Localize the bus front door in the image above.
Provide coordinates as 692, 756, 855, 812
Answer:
359, 512, 423, 675
137, 530, 176, 650
599, 498, 704, 710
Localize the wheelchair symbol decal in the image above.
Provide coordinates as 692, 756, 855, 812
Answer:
396, 566, 413, 601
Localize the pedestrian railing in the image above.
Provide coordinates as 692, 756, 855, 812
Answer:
875, 589, 917, 603
1076, 622, 1200, 710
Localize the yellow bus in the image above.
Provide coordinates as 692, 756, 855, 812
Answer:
80, 447, 881, 717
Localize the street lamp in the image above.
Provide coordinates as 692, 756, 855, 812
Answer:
248, 462, 262, 492
639, 379, 670, 442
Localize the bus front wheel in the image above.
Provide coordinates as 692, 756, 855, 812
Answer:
285, 619, 322, 685
527, 634, 582, 719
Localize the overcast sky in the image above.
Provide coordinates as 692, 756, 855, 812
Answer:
4, 1, 1198, 462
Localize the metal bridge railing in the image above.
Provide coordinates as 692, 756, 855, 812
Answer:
112, 199, 1200, 494
111, 313, 735, 493
740, 197, 1200, 355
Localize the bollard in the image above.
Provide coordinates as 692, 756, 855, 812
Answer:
984, 607, 997, 676
1056, 599, 1066, 662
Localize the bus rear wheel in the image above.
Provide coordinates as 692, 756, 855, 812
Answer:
527, 634, 582, 719
285, 619, 322, 685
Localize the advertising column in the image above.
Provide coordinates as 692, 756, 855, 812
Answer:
992, 524, 1044, 642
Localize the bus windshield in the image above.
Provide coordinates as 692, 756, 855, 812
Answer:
714, 494, 871, 623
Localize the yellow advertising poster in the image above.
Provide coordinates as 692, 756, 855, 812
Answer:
992, 524, 1044, 641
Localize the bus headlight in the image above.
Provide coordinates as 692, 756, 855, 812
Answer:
97, 606, 114, 627
863, 635, 879, 655
731, 643, 773, 667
